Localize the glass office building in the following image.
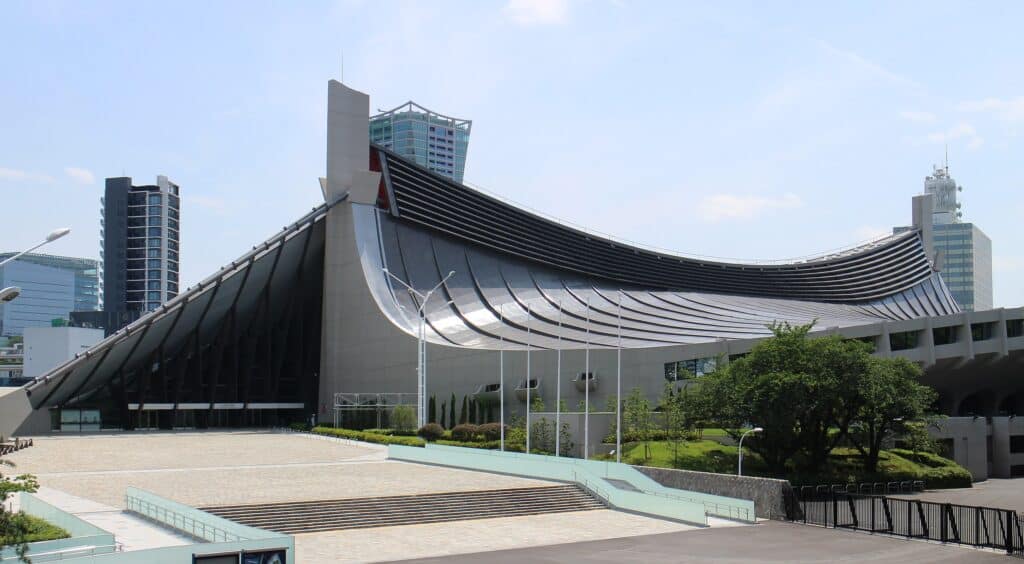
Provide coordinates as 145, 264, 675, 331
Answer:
0, 254, 99, 336
895, 165, 993, 311
369, 101, 471, 183
101, 175, 181, 318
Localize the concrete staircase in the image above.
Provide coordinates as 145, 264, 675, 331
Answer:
200, 484, 604, 534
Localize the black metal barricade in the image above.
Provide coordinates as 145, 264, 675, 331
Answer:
788, 487, 1024, 556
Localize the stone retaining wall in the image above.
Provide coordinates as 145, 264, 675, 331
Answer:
635, 466, 792, 519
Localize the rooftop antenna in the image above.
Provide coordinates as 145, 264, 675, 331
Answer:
944, 144, 949, 175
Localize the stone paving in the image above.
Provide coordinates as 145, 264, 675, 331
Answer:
295, 508, 700, 563
3, 431, 753, 562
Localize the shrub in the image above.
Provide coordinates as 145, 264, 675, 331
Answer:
417, 423, 445, 441
310, 426, 423, 447
391, 405, 416, 434
477, 422, 506, 441
288, 422, 311, 432
450, 424, 479, 441
436, 439, 502, 450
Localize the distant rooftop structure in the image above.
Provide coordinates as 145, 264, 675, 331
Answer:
924, 163, 962, 225
369, 101, 472, 182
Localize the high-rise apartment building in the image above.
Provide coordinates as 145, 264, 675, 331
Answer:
369, 102, 471, 182
100, 176, 181, 316
894, 165, 992, 311
0, 254, 99, 336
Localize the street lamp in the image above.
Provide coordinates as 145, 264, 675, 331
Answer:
0, 227, 72, 269
0, 287, 20, 303
737, 427, 763, 477
382, 268, 456, 428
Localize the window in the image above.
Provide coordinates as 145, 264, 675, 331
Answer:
664, 357, 718, 381
933, 326, 958, 346
149, 205, 162, 216
148, 227, 162, 237
127, 228, 145, 238
148, 238, 161, 248
147, 291, 161, 301
149, 216, 161, 226
148, 249, 161, 258
168, 218, 178, 230
168, 261, 178, 272
168, 282, 178, 293
127, 260, 144, 271
147, 259, 162, 269
168, 271, 178, 282
148, 194, 161, 205
147, 302, 160, 311
889, 331, 920, 351
971, 322, 994, 342
1009, 320, 1024, 338
1011, 436, 1024, 454
168, 240, 178, 251
148, 270, 161, 279
147, 281, 161, 290
168, 250, 178, 261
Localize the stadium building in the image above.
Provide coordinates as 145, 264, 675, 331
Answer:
1, 81, 1021, 479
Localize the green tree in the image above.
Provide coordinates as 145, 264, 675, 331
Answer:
1, 456, 36, 563
390, 405, 416, 434
469, 398, 478, 424
440, 401, 447, 429
449, 393, 457, 430
849, 357, 936, 473
428, 395, 437, 424
688, 322, 879, 476
623, 387, 653, 459
660, 383, 688, 466
459, 395, 468, 425
529, 396, 554, 453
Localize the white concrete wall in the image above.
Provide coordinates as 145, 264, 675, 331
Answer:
24, 327, 104, 378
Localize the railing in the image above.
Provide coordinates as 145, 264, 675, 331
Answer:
1, 544, 121, 562
788, 489, 1024, 556
127, 494, 244, 543
795, 481, 925, 496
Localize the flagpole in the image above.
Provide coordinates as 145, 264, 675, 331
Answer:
499, 304, 505, 452
526, 302, 531, 454
584, 296, 590, 460
616, 291, 622, 464
555, 300, 562, 457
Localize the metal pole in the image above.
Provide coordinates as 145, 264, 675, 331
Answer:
555, 300, 562, 457
499, 305, 505, 452
738, 427, 762, 476
584, 296, 590, 460
418, 315, 426, 428
524, 305, 532, 454
616, 291, 622, 463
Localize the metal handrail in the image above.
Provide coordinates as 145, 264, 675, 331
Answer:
125, 494, 248, 543
0, 544, 119, 562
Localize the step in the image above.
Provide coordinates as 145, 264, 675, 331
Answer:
223, 499, 605, 528
201, 485, 604, 533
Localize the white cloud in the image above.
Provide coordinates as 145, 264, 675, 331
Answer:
186, 195, 228, 215
696, 193, 802, 223
957, 96, 1024, 122
899, 110, 937, 123
503, 0, 569, 26
925, 123, 984, 149
64, 167, 95, 185
0, 167, 54, 183
816, 40, 924, 92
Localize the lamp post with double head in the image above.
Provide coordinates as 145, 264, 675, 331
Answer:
737, 427, 763, 476
382, 268, 456, 429
1, 227, 72, 305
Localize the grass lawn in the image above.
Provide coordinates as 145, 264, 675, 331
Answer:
598, 440, 972, 488
0, 513, 70, 545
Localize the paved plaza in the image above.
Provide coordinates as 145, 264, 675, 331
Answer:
395, 521, 1012, 563
2, 431, 718, 562
5, 431, 1015, 563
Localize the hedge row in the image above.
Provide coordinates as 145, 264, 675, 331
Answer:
310, 426, 424, 447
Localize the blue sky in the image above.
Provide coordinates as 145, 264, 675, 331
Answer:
2, 1, 1022, 306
